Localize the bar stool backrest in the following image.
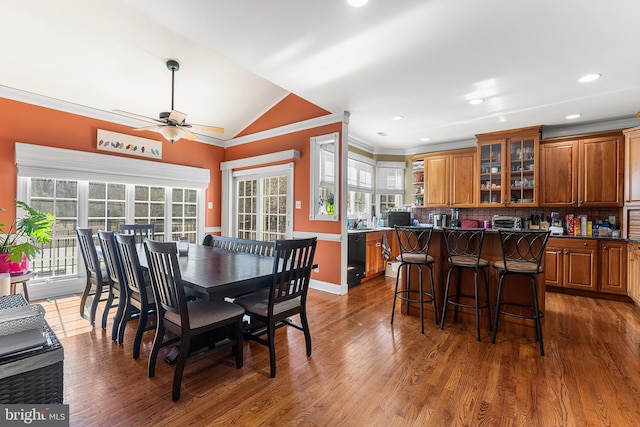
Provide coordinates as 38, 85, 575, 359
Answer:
497, 230, 550, 274
395, 226, 434, 264
442, 228, 486, 267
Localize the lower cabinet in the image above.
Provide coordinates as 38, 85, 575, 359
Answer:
627, 243, 640, 304
363, 230, 396, 281
545, 238, 629, 296
545, 238, 598, 291
600, 241, 627, 295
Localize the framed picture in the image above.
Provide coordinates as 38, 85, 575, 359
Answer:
97, 129, 162, 159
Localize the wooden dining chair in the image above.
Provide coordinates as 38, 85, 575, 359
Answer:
120, 223, 155, 244
144, 239, 245, 401
234, 237, 317, 378
114, 233, 157, 356
97, 231, 126, 341
76, 228, 114, 326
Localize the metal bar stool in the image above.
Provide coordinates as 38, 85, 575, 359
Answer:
391, 226, 438, 334
440, 228, 491, 342
492, 229, 550, 356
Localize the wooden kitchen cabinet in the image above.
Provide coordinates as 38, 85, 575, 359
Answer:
600, 240, 627, 295
421, 148, 476, 208
363, 230, 396, 281
477, 126, 540, 207
411, 158, 425, 207
623, 126, 640, 206
545, 238, 598, 291
540, 132, 623, 207
628, 242, 640, 305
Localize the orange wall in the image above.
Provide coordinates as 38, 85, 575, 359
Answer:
226, 95, 343, 287
0, 97, 225, 228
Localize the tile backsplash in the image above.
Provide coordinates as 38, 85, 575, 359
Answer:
412, 206, 623, 227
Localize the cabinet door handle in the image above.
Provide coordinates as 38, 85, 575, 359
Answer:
584, 243, 588, 247
579, 200, 584, 204
571, 200, 577, 205
603, 246, 608, 250
375, 243, 381, 247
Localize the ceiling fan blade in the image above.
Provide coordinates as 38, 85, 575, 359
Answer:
179, 127, 199, 141
113, 109, 162, 124
187, 123, 225, 134
132, 125, 161, 132
168, 110, 187, 124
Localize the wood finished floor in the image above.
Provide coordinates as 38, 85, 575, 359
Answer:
36, 276, 640, 427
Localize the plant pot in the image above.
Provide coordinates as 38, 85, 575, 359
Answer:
0, 253, 29, 276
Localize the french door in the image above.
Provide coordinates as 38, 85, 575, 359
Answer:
233, 166, 293, 241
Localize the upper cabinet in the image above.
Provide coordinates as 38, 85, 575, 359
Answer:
477, 126, 540, 207
623, 126, 640, 206
416, 148, 476, 208
411, 158, 425, 207
540, 132, 623, 207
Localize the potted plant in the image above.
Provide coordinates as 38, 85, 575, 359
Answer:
0, 200, 56, 275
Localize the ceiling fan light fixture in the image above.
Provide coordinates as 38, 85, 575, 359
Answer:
159, 125, 185, 143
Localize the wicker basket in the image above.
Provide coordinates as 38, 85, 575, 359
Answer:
0, 304, 45, 336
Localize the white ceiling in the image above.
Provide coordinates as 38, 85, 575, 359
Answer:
2, 0, 640, 153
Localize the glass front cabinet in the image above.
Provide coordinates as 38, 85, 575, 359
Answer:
477, 126, 541, 207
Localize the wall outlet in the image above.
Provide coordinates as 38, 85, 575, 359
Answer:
428, 213, 433, 220
207, 202, 213, 209
296, 200, 302, 209
313, 265, 319, 273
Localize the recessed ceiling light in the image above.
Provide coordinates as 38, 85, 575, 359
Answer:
377, 131, 388, 137
420, 137, 430, 142
565, 114, 582, 120
346, 0, 369, 7
578, 74, 601, 83
392, 115, 404, 121
469, 98, 484, 105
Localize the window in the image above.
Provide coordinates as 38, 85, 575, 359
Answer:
234, 167, 291, 242
134, 186, 166, 240
310, 133, 339, 221
376, 161, 406, 214
171, 188, 197, 243
347, 156, 374, 218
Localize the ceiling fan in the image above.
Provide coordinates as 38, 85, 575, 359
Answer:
114, 59, 224, 143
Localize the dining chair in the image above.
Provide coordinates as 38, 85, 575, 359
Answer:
76, 228, 114, 326
234, 237, 317, 378
120, 223, 155, 244
97, 231, 126, 341
202, 234, 213, 246
392, 226, 438, 334
144, 239, 245, 401
492, 229, 550, 356
440, 227, 492, 342
114, 233, 157, 356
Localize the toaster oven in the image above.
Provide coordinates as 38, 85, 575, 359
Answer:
491, 215, 522, 229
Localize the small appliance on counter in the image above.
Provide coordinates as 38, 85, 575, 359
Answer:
434, 214, 449, 227
491, 215, 522, 229
449, 208, 460, 228
386, 211, 412, 228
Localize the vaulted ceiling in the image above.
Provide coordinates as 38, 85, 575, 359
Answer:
2, 0, 640, 152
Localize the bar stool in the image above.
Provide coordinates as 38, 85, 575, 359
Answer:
492, 229, 550, 356
440, 228, 491, 342
391, 226, 438, 334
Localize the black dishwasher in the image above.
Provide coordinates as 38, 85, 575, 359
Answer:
348, 233, 366, 288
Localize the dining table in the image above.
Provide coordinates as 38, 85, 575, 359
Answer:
137, 242, 275, 300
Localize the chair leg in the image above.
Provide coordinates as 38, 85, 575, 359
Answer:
491, 272, 505, 345
172, 334, 190, 401
300, 307, 312, 357
234, 316, 244, 369
473, 269, 481, 342
440, 266, 454, 330
531, 277, 545, 356
405, 265, 412, 316
116, 300, 133, 345
453, 267, 462, 321
102, 289, 115, 330
391, 264, 403, 325
482, 268, 492, 332
80, 279, 91, 317
428, 265, 438, 325
417, 265, 424, 334
112, 292, 126, 342
89, 285, 103, 325
133, 307, 148, 359
148, 321, 165, 378
267, 321, 277, 378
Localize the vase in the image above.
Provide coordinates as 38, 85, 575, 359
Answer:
0, 253, 29, 276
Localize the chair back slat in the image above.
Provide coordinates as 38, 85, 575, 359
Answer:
144, 240, 188, 325
443, 228, 486, 267
76, 228, 102, 278
120, 224, 155, 244
395, 226, 434, 263
270, 238, 317, 307
114, 233, 148, 299
98, 231, 123, 285
497, 230, 550, 273
206, 235, 275, 257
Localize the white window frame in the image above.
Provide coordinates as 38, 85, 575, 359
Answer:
376, 161, 406, 213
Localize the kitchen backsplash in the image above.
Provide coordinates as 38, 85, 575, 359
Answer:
412, 206, 623, 228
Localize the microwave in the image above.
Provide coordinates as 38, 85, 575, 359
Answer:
386, 211, 412, 227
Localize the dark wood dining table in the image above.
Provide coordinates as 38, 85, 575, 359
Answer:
137, 243, 275, 300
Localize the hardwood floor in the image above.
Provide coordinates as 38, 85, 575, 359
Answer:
36, 276, 640, 426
